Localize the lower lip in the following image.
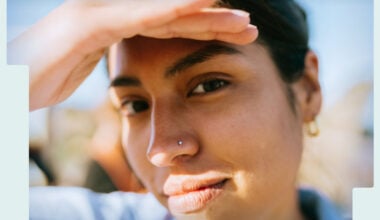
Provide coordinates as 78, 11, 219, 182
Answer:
167, 180, 227, 214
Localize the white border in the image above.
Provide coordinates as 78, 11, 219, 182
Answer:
0, 0, 29, 219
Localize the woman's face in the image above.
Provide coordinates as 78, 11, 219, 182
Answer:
108, 37, 310, 219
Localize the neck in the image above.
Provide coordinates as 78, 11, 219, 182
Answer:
268, 188, 306, 220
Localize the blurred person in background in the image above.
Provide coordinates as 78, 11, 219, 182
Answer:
84, 98, 144, 193
9, 0, 345, 219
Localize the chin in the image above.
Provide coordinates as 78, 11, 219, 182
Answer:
171, 200, 236, 220
173, 211, 208, 220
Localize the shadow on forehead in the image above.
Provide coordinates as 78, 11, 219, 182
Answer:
109, 36, 246, 77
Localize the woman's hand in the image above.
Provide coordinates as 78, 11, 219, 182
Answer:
8, 0, 258, 111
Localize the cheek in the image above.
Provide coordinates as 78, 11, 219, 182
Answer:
194, 83, 303, 185
121, 121, 154, 187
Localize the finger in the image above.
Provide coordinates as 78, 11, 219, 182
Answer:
89, 0, 217, 37
140, 8, 251, 37
71, 0, 217, 52
131, 0, 218, 28
215, 25, 259, 45
142, 24, 259, 45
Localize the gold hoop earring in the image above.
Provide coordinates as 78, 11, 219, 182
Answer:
307, 119, 320, 137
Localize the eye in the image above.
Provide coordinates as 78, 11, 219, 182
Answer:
120, 100, 149, 116
189, 79, 230, 96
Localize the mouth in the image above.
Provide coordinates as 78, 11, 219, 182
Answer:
164, 178, 228, 214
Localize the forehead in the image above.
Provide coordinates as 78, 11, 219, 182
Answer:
117, 37, 211, 59
107, 37, 278, 85
109, 37, 266, 78
108, 37, 207, 77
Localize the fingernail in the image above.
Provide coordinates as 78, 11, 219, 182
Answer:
247, 24, 259, 40
231, 9, 250, 17
248, 24, 258, 29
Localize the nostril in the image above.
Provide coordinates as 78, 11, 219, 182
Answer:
146, 151, 170, 168
147, 149, 194, 167
146, 135, 199, 167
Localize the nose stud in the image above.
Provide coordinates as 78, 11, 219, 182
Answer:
177, 140, 183, 146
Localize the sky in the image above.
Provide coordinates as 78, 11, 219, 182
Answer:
298, 0, 373, 107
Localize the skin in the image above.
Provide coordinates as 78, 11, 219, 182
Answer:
8, 0, 257, 111
108, 37, 321, 220
11, 0, 321, 218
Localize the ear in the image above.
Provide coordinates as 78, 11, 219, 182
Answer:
292, 50, 322, 122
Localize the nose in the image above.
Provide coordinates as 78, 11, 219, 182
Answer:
146, 100, 199, 167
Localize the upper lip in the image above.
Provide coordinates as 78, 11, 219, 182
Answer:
163, 176, 228, 196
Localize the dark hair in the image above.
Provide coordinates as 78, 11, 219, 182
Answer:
218, 0, 309, 83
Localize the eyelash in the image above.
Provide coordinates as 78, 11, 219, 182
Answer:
187, 78, 230, 97
120, 78, 230, 116
120, 99, 149, 117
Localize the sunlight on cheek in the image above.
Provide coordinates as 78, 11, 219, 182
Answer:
233, 171, 251, 196
109, 89, 122, 107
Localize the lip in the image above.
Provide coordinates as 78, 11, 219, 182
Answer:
164, 178, 228, 214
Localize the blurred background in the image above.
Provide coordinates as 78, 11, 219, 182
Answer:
8, 0, 373, 218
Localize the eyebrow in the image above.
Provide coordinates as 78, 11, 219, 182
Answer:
110, 76, 141, 88
109, 43, 242, 88
165, 43, 242, 78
